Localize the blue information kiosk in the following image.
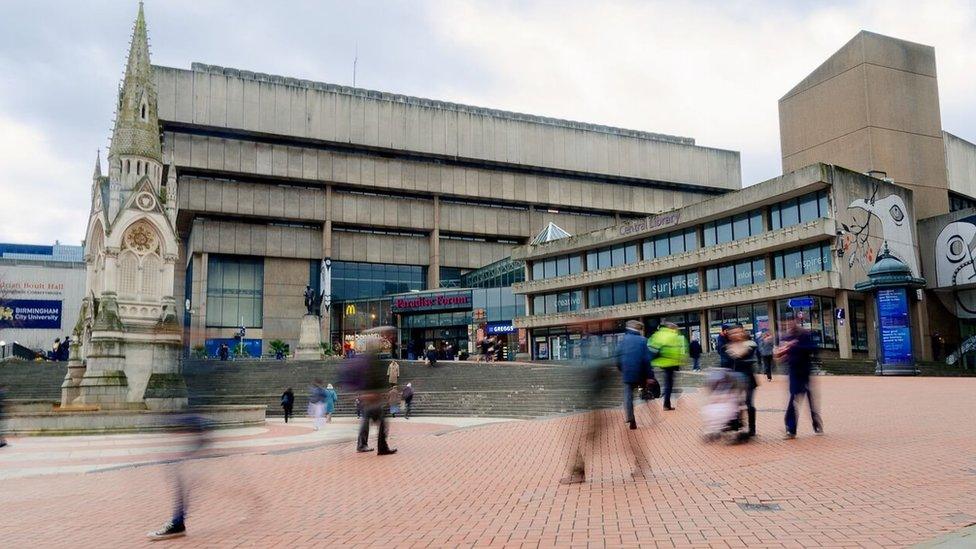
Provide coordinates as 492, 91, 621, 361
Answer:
854, 244, 926, 375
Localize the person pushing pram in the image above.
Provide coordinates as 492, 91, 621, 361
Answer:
700, 367, 747, 441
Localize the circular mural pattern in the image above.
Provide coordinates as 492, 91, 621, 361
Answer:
123, 222, 158, 254
135, 192, 156, 211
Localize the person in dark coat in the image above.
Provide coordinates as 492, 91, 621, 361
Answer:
344, 331, 396, 455
777, 319, 823, 439
402, 383, 414, 419
280, 388, 294, 423
425, 345, 437, 368
689, 338, 703, 371
725, 325, 758, 441
616, 320, 653, 430
715, 324, 733, 368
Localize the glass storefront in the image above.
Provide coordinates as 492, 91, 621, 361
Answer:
331, 261, 426, 301
706, 303, 769, 351
850, 299, 869, 351
645, 312, 701, 344
775, 295, 837, 348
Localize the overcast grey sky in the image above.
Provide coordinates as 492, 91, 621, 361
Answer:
1, 0, 974, 245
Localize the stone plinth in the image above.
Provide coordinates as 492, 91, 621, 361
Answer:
5, 405, 267, 436
294, 314, 322, 360
60, 340, 86, 406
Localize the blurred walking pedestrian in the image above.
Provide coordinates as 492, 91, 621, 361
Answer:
308, 380, 326, 430
689, 338, 702, 371
725, 325, 758, 442
147, 415, 211, 540
280, 387, 294, 423
618, 320, 652, 430
649, 322, 688, 411
776, 319, 824, 439
345, 329, 397, 455
758, 330, 775, 381
402, 382, 414, 419
425, 344, 437, 368
324, 383, 338, 424
0, 383, 8, 448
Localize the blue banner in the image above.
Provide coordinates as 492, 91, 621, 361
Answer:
876, 288, 912, 365
0, 299, 62, 329
205, 338, 263, 358
486, 321, 516, 335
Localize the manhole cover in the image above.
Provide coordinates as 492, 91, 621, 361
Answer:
737, 502, 782, 512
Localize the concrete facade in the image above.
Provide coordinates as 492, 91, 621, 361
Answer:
149, 57, 741, 352
513, 164, 929, 361
779, 31, 950, 219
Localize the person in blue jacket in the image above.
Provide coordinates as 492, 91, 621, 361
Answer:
617, 320, 652, 430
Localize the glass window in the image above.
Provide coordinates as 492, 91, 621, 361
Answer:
544, 294, 556, 314
780, 198, 800, 228
611, 246, 625, 266
801, 246, 823, 273
556, 292, 570, 312
719, 264, 735, 289
770, 206, 781, 231
599, 285, 613, 307
818, 191, 829, 218
533, 296, 544, 315
821, 244, 832, 272
706, 268, 719, 291
569, 255, 582, 274
654, 236, 669, 258
716, 220, 733, 244
687, 271, 700, 294
671, 273, 687, 296
784, 250, 803, 278
613, 282, 627, 304
599, 248, 611, 269
732, 213, 750, 240
570, 290, 583, 311
750, 210, 763, 235
799, 193, 820, 223
656, 277, 671, 299
703, 222, 717, 247
206, 255, 264, 328
556, 257, 569, 277
645, 279, 657, 301
685, 229, 698, 251
773, 254, 785, 279
586, 251, 598, 271
734, 261, 753, 286
624, 244, 638, 264
543, 259, 556, 279
626, 281, 639, 303
670, 232, 685, 255
588, 288, 599, 308
752, 258, 766, 284
642, 240, 654, 261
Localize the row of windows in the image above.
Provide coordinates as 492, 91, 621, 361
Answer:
643, 228, 699, 260
705, 258, 766, 291
528, 189, 833, 282
772, 243, 832, 279
532, 254, 583, 280
770, 190, 829, 230
645, 270, 700, 301
532, 290, 584, 315
586, 243, 639, 271
703, 210, 763, 247
588, 281, 640, 308
331, 261, 426, 301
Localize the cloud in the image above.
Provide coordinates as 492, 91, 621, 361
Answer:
0, 114, 87, 244
0, 0, 974, 245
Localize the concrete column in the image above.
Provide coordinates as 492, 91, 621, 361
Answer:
428, 195, 441, 289
913, 293, 933, 361
320, 185, 333, 347
103, 249, 119, 294
835, 290, 852, 359
527, 205, 536, 238
766, 300, 778, 341
190, 252, 208, 350
699, 310, 710, 351
865, 297, 878, 360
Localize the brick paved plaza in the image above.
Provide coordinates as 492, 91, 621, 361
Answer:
2, 375, 975, 548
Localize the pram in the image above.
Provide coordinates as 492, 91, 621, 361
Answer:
700, 367, 747, 442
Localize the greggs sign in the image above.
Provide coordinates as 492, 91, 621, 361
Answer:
618, 212, 680, 237
392, 291, 472, 313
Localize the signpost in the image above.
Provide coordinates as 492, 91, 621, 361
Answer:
787, 297, 815, 309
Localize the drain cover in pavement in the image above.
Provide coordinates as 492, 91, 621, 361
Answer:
737, 502, 782, 512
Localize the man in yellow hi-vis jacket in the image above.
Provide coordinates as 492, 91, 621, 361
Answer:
648, 322, 688, 411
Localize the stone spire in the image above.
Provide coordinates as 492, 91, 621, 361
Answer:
93, 150, 102, 180
108, 2, 161, 164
